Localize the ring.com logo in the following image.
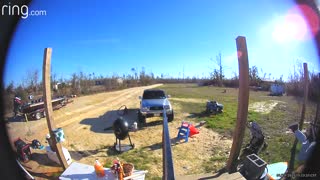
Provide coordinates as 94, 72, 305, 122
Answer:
1, 2, 47, 19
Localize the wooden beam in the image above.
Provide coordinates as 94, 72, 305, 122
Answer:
299, 63, 309, 130
226, 36, 250, 173
315, 103, 320, 125
287, 63, 309, 177
42, 48, 69, 170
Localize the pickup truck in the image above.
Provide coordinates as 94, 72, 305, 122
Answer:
138, 89, 174, 124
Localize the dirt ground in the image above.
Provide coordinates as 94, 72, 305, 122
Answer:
249, 100, 285, 114
6, 84, 232, 179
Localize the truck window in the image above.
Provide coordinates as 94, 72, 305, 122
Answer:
143, 91, 166, 99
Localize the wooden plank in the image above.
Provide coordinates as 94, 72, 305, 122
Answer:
20, 160, 63, 174
16, 159, 35, 180
42, 48, 69, 170
175, 172, 245, 180
226, 36, 250, 173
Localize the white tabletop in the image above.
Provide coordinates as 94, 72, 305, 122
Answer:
59, 162, 145, 180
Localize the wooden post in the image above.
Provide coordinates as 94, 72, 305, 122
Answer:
315, 103, 320, 125
24, 114, 28, 122
299, 63, 309, 129
287, 63, 309, 178
43, 48, 69, 170
226, 36, 250, 173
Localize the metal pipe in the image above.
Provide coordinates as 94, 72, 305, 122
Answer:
16, 159, 35, 180
162, 108, 175, 180
287, 63, 309, 177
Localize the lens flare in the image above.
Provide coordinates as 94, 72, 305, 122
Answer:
295, 4, 320, 38
237, 51, 243, 59
284, 13, 308, 41
272, 4, 319, 43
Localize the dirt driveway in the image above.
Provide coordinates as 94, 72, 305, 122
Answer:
7, 84, 162, 141
6, 84, 232, 178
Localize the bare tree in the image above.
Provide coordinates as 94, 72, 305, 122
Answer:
3, 82, 15, 114
131, 68, 135, 80
25, 69, 39, 94
210, 52, 224, 86
216, 53, 223, 82
249, 66, 262, 86
131, 68, 138, 80
71, 73, 80, 94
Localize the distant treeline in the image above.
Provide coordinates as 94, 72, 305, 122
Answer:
2, 69, 210, 115
285, 64, 320, 102
2, 63, 320, 115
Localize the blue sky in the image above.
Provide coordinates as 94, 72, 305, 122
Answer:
4, 0, 320, 86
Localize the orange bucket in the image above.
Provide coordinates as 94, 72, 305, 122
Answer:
189, 124, 199, 137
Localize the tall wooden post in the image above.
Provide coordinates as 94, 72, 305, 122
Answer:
226, 36, 250, 173
315, 103, 320, 125
299, 63, 309, 129
43, 48, 69, 170
287, 63, 309, 177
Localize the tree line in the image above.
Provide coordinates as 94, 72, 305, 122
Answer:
2, 67, 210, 115
208, 55, 320, 103
2, 60, 320, 116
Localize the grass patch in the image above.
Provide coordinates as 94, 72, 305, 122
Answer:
161, 84, 243, 133
104, 148, 161, 179
203, 148, 229, 172
70, 143, 76, 149
160, 83, 317, 166
118, 148, 157, 170
51, 172, 63, 178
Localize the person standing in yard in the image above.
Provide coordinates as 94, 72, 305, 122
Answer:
288, 123, 316, 161
13, 96, 22, 117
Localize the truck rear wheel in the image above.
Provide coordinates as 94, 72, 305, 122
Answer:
35, 112, 42, 120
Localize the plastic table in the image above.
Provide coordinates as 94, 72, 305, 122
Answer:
59, 162, 146, 180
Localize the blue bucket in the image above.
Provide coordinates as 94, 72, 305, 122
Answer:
53, 128, 65, 143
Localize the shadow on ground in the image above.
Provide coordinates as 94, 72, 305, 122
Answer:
187, 111, 223, 118
30, 152, 60, 167
80, 108, 139, 134
69, 147, 109, 161
187, 111, 208, 118
106, 146, 121, 156
141, 120, 163, 128
144, 137, 187, 151
5, 115, 26, 123
19, 152, 63, 179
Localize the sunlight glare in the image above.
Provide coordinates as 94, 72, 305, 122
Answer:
272, 4, 320, 44
272, 13, 308, 43
297, 4, 320, 37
